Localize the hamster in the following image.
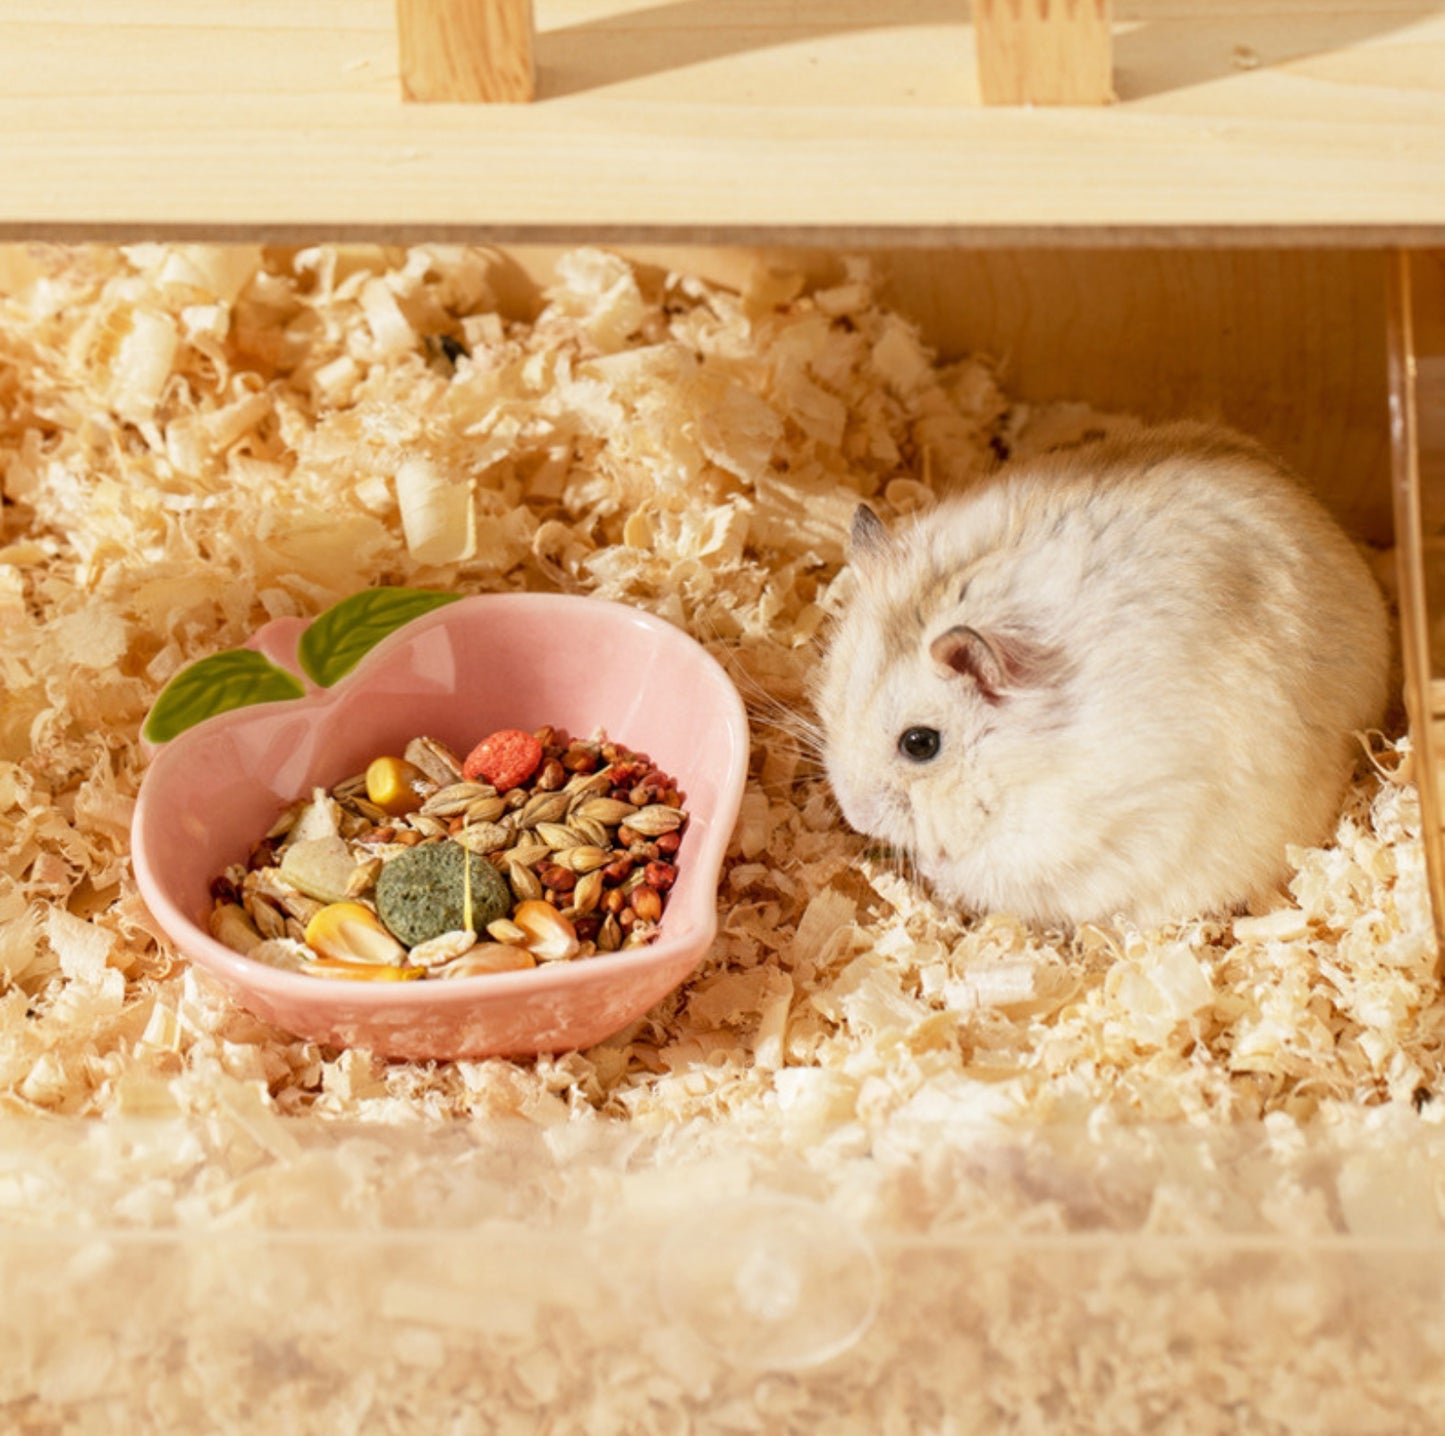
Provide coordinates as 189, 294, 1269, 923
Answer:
816, 421, 1391, 929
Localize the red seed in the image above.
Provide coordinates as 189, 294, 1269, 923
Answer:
463, 728, 543, 790
632, 886, 663, 923
644, 861, 677, 891
601, 856, 635, 886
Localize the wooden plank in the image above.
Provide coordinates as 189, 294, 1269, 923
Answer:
396, 0, 535, 103
975, 0, 1114, 106
0, 2, 1441, 240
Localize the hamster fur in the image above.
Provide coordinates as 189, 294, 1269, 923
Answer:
816, 421, 1391, 929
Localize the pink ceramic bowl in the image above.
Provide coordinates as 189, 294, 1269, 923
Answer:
130, 593, 750, 1060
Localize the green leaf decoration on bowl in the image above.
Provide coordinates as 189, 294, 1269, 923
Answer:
143, 650, 307, 745
298, 588, 462, 688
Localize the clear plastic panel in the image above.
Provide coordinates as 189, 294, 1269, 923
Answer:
2, 1114, 1442, 1433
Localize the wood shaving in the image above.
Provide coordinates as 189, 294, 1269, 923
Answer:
0, 242, 1441, 1431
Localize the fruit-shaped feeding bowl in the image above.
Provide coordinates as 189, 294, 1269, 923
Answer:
130, 590, 750, 1060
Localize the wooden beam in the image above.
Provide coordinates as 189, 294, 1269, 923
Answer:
396, 0, 535, 103
975, 0, 1114, 106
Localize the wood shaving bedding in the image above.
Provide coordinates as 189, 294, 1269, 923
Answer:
0, 243, 1442, 1431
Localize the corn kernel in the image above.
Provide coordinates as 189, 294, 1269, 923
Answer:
307, 958, 426, 982
511, 899, 580, 963
303, 901, 408, 966
365, 756, 428, 816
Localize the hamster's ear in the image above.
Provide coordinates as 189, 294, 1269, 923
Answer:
931, 626, 1006, 701
931, 625, 1064, 704
848, 504, 892, 577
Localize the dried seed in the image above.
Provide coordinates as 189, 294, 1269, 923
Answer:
550, 844, 611, 875
632, 885, 663, 924
622, 927, 654, 949
248, 868, 325, 922
344, 856, 384, 898
538, 862, 576, 893
409, 928, 479, 969
434, 944, 536, 979
345, 798, 393, 826
501, 841, 551, 869
519, 791, 572, 828
405, 736, 464, 787
535, 757, 567, 791
573, 869, 604, 915
598, 914, 623, 952
263, 800, 307, 841
486, 918, 528, 945
601, 888, 626, 917
304, 901, 409, 966
464, 794, 509, 824
625, 804, 686, 836
330, 773, 371, 803
511, 899, 580, 962
421, 781, 495, 818
601, 856, 635, 886
249, 938, 312, 973
244, 894, 289, 941
563, 768, 613, 801
507, 859, 545, 903
454, 821, 513, 855
575, 797, 638, 826
566, 817, 611, 849
408, 814, 451, 839
643, 860, 677, 891
210, 902, 262, 955
655, 830, 682, 856
534, 821, 584, 851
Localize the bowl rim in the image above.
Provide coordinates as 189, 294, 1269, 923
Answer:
130, 591, 751, 1010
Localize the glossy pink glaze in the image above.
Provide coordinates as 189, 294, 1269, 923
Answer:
130, 593, 750, 1060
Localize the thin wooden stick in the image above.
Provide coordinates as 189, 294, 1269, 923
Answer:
1388, 249, 1445, 977
975, 0, 1114, 106
395, 0, 535, 104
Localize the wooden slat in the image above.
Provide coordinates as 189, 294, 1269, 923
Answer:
975, 0, 1114, 106
396, 0, 535, 103
0, 2, 1441, 240
1388, 250, 1445, 973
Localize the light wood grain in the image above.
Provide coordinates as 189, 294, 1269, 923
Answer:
0, 2, 1440, 239
975, 0, 1114, 106
1389, 251, 1445, 967
396, 0, 535, 103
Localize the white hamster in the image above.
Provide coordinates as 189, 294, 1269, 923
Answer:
816, 421, 1390, 928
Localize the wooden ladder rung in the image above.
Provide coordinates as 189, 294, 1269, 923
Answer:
975, 0, 1115, 106
396, 0, 535, 104
394, 1, 1115, 109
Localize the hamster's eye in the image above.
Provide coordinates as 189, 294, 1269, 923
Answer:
897, 727, 941, 763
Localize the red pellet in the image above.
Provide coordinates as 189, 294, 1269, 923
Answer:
463, 728, 544, 790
